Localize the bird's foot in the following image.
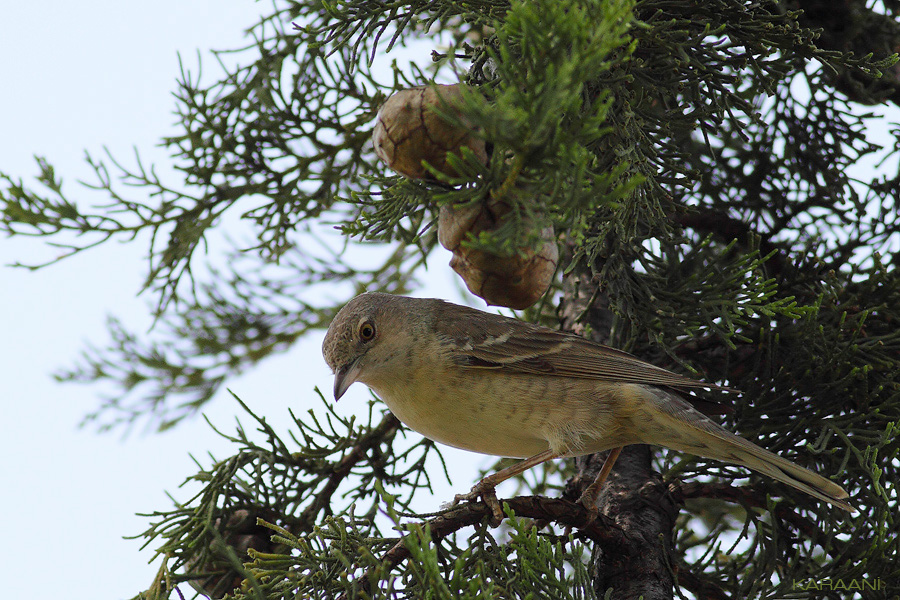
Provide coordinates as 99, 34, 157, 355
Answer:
450, 482, 504, 526
575, 446, 622, 520
577, 477, 607, 513
576, 488, 601, 524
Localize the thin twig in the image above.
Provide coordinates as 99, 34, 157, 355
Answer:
298, 413, 401, 528
356, 495, 629, 596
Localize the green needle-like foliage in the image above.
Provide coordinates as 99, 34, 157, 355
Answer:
3, 0, 899, 598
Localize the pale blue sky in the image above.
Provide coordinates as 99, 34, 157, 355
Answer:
0, 3, 479, 598
1, 4, 276, 598
4, 4, 898, 599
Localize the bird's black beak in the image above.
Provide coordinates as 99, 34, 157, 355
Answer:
333, 358, 362, 401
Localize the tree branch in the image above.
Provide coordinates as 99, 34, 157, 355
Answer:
672, 481, 850, 559
559, 255, 677, 600
673, 208, 791, 279
355, 495, 628, 597
674, 567, 732, 600
795, 0, 900, 106
298, 412, 401, 529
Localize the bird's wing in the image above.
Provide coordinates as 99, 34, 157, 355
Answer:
432, 301, 725, 391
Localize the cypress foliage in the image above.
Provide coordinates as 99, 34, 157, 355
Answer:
3, 0, 898, 598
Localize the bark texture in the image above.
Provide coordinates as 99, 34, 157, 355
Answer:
559, 250, 678, 600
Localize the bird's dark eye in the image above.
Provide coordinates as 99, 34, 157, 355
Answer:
358, 321, 376, 342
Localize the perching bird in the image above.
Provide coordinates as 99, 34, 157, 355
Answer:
322, 292, 853, 515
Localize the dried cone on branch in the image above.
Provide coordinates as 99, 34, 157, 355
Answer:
185, 508, 285, 599
438, 199, 558, 309
373, 84, 488, 179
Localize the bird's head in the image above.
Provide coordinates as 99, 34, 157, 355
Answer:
322, 292, 401, 401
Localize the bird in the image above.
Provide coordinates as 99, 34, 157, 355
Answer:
322, 292, 853, 517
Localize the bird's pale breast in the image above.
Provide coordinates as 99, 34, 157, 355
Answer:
368, 364, 631, 458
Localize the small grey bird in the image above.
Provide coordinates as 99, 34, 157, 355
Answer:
322, 292, 853, 514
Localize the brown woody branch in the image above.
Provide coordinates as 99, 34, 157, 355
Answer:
672, 481, 849, 558
297, 412, 402, 529
794, 0, 900, 106
675, 567, 732, 600
673, 208, 790, 278
355, 495, 627, 597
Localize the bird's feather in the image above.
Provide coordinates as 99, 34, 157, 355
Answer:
432, 300, 726, 392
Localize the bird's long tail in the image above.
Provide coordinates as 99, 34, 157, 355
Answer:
633, 385, 853, 513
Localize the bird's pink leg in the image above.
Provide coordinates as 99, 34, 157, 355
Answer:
577, 446, 623, 512
453, 449, 559, 524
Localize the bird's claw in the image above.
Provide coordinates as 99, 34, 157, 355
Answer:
450, 482, 504, 526
576, 489, 601, 524
577, 487, 600, 513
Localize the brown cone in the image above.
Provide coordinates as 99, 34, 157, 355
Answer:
373, 84, 488, 180
438, 199, 558, 309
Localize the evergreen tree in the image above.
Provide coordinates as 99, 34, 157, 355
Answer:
3, 0, 899, 598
